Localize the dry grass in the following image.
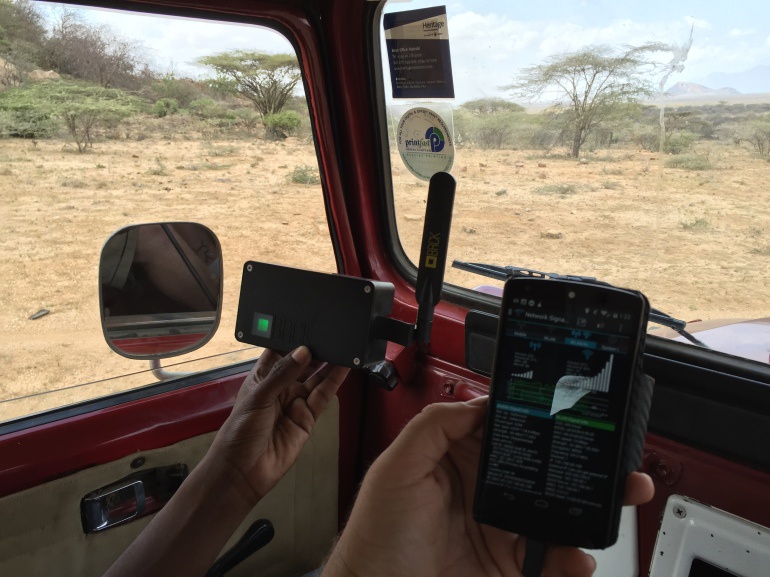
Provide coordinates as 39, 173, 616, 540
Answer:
1, 129, 769, 420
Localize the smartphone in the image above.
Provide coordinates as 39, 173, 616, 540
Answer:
473, 277, 651, 549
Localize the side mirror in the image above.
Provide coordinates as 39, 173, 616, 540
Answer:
99, 222, 223, 360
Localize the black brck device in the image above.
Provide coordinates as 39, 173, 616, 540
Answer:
234, 262, 397, 368
473, 277, 652, 549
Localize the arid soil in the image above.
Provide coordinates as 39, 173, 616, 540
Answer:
1, 124, 768, 420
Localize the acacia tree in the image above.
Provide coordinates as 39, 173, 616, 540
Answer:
0, 80, 139, 151
507, 45, 654, 157
196, 51, 300, 118
745, 118, 770, 156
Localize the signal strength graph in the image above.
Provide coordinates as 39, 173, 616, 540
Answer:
512, 369, 534, 379
566, 354, 614, 393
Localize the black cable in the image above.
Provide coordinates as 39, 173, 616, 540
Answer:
522, 538, 546, 577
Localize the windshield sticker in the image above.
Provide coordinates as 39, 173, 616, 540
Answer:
383, 6, 455, 99
397, 107, 455, 181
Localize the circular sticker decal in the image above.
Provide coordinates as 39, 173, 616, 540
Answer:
396, 107, 454, 181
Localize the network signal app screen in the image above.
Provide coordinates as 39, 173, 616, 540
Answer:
478, 284, 642, 527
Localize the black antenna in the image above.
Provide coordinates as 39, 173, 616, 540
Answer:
414, 172, 456, 345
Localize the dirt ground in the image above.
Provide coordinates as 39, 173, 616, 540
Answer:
1, 127, 768, 420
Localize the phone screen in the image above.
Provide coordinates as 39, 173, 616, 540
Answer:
474, 278, 647, 548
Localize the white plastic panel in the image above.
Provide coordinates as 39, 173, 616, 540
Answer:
650, 495, 770, 577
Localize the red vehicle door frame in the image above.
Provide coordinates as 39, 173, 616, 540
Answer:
0, 4, 768, 577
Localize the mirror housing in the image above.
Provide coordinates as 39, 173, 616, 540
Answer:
98, 222, 223, 360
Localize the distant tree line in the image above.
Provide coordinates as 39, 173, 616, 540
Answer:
454, 43, 770, 158
456, 97, 770, 157
455, 44, 770, 158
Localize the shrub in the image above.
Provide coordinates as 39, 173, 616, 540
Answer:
153, 98, 179, 118
204, 144, 239, 157
632, 128, 660, 151
60, 177, 88, 188
534, 183, 578, 196
176, 162, 230, 171
290, 165, 320, 185
0, 81, 139, 152
150, 75, 201, 108
233, 108, 261, 131
265, 110, 301, 139
454, 108, 533, 149
744, 121, 770, 156
664, 133, 696, 154
665, 155, 712, 171
0, 108, 58, 139
679, 218, 710, 231
474, 114, 515, 149
147, 156, 168, 176
188, 98, 230, 119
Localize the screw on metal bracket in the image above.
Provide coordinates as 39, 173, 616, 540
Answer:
353, 358, 361, 366
364, 285, 371, 293
237, 331, 244, 339
673, 505, 687, 518
247, 264, 253, 272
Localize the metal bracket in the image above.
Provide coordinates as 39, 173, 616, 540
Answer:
150, 358, 191, 381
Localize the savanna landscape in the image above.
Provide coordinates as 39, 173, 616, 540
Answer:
1, 0, 769, 421
2, 107, 769, 421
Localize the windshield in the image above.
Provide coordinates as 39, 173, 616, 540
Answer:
379, 0, 770, 364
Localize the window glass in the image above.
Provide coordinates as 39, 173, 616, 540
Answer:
0, 2, 336, 421
381, 0, 770, 365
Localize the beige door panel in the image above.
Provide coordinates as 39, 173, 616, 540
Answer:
0, 399, 339, 577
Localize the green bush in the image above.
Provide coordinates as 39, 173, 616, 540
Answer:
664, 133, 696, 154
0, 81, 138, 151
0, 108, 58, 139
150, 75, 201, 108
265, 110, 302, 139
187, 98, 230, 119
233, 108, 261, 130
454, 108, 535, 149
665, 155, 712, 171
290, 164, 320, 185
153, 98, 179, 118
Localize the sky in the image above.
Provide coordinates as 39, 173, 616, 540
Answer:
39, 1, 770, 102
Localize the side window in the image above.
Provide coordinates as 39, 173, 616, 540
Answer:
379, 1, 770, 367
0, 2, 336, 421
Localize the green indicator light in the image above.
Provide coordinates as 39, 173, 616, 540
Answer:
252, 313, 273, 337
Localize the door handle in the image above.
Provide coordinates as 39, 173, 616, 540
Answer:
81, 464, 188, 533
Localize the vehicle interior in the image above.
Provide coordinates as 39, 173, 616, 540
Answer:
0, 1, 768, 576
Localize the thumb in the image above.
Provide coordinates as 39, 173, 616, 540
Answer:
380, 399, 487, 479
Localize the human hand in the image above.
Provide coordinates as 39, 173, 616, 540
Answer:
103, 346, 349, 577
323, 397, 654, 577
207, 346, 350, 505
